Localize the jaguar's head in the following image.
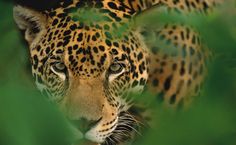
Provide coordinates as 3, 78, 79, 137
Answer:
13, 1, 149, 144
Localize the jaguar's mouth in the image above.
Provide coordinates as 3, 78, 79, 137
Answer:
69, 110, 142, 145
101, 111, 142, 145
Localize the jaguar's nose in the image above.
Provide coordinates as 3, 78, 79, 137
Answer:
71, 117, 102, 133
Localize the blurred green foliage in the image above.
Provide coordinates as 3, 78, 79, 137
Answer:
0, 1, 236, 145
0, 1, 74, 145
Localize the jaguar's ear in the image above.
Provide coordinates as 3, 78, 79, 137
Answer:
13, 5, 47, 46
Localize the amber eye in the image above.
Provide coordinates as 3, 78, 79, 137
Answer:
52, 62, 66, 72
108, 63, 124, 74
51, 62, 67, 80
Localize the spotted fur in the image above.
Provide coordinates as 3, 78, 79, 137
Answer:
13, 0, 220, 144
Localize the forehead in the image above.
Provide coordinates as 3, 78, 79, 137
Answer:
34, 0, 142, 77
62, 24, 128, 77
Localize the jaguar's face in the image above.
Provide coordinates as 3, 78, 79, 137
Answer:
13, 4, 148, 144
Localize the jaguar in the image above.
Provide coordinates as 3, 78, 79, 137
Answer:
13, 0, 221, 144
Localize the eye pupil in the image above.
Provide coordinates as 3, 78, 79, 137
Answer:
109, 63, 123, 74
55, 63, 65, 70
52, 62, 66, 73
